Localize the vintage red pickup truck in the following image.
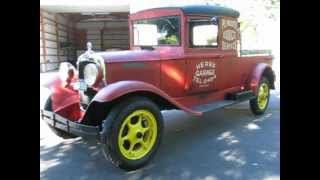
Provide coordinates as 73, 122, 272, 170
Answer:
41, 5, 275, 170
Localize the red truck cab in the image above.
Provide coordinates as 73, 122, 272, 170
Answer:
41, 4, 275, 170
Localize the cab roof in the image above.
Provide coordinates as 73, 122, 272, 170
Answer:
134, 4, 240, 18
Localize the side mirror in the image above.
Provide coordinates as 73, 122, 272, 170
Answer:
211, 16, 219, 25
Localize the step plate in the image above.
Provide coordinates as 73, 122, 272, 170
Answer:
191, 100, 236, 113
226, 90, 255, 101
191, 93, 255, 113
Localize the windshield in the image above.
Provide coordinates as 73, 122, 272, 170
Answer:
133, 16, 180, 46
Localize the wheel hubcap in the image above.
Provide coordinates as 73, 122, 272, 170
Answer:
118, 110, 157, 160
257, 82, 269, 110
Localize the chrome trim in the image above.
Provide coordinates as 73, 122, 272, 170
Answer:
41, 109, 100, 139
76, 42, 107, 84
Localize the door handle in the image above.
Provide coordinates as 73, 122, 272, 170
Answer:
217, 54, 224, 58
200, 54, 224, 59
208, 54, 224, 58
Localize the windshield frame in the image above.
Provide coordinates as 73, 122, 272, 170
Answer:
131, 15, 182, 47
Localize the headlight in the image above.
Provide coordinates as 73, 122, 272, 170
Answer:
83, 63, 99, 86
59, 62, 75, 82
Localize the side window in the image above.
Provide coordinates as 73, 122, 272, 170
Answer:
133, 16, 180, 46
190, 21, 218, 48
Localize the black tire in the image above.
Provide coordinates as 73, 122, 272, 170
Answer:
101, 96, 164, 171
43, 96, 78, 139
250, 77, 271, 115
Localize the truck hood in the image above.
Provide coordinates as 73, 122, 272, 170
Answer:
96, 49, 161, 63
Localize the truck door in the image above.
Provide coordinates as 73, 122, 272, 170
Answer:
185, 17, 227, 94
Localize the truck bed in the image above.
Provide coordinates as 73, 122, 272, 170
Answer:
240, 49, 272, 57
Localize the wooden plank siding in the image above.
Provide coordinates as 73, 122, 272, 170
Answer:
41, 11, 130, 72
40, 9, 76, 72
77, 21, 129, 51
40, 11, 47, 65
55, 14, 60, 62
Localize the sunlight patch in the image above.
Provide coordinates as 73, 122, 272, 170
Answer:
219, 150, 246, 166
263, 175, 280, 180
55, 152, 65, 157
60, 143, 73, 153
40, 158, 60, 173
181, 169, 191, 179
245, 123, 261, 130
259, 150, 279, 160
217, 131, 240, 145
89, 146, 97, 150
251, 162, 259, 166
224, 169, 242, 179
253, 113, 272, 123
196, 175, 218, 180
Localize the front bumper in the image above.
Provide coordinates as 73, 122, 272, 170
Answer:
41, 110, 100, 139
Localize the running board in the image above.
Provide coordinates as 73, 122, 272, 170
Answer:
190, 91, 255, 113
191, 100, 236, 113
225, 90, 255, 101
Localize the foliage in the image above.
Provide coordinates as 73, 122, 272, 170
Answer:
207, 37, 216, 45
158, 35, 178, 45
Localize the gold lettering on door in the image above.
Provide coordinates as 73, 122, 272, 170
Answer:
193, 61, 217, 87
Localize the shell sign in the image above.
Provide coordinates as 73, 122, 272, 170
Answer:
223, 29, 237, 42
221, 18, 239, 50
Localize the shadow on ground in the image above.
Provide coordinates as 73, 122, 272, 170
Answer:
40, 91, 280, 180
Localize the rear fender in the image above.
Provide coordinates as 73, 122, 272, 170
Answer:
247, 63, 276, 95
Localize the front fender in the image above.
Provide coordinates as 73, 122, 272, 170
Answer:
91, 80, 202, 116
42, 74, 80, 115
247, 63, 275, 95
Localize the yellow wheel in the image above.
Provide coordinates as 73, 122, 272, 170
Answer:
250, 77, 270, 115
118, 110, 158, 160
101, 97, 163, 170
257, 83, 269, 110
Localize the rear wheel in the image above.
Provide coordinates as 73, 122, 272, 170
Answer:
101, 96, 163, 170
43, 96, 78, 139
250, 77, 270, 115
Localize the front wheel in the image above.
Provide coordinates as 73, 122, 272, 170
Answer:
250, 77, 271, 115
101, 96, 163, 171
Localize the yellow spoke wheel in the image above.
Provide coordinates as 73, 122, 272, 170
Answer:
118, 110, 158, 160
257, 83, 269, 110
102, 97, 164, 170
250, 77, 271, 115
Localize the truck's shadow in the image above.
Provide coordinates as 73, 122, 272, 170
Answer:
40, 93, 280, 180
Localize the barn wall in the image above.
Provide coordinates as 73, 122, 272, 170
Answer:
40, 10, 76, 72
40, 11, 130, 72
76, 20, 129, 51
